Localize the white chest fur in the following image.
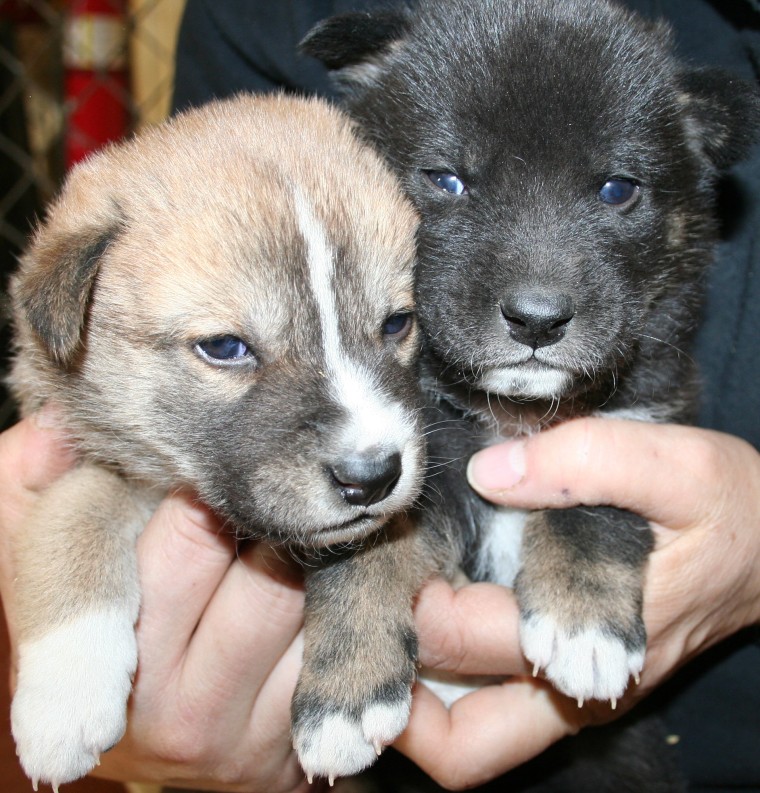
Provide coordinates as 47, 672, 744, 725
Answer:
473, 505, 528, 586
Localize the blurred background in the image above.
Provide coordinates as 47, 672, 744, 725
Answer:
0, 0, 185, 430
0, 2, 185, 789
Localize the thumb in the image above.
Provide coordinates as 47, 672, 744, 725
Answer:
0, 405, 77, 495
466, 417, 751, 531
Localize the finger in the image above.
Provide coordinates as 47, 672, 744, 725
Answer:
119, 633, 308, 793
467, 418, 753, 530
396, 679, 582, 789
0, 407, 76, 501
134, 493, 238, 671
415, 578, 529, 676
178, 541, 304, 723
243, 630, 305, 783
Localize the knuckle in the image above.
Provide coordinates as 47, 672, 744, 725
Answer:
416, 581, 469, 671
675, 430, 759, 526
148, 711, 219, 769
532, 417, 601, 501
207, 759, 250, 787
679, 430, 729, 486
429, 765, 489, 791
150, 731, 208, 769
419, 617, 467, 671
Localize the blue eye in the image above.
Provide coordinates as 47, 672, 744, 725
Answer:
195, 335, 253, 365
382, 311, 414, 339
425, 171, 468, 196
599, 178, 639, 206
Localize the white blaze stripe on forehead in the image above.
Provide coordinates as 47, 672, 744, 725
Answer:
293, 187, 413, 452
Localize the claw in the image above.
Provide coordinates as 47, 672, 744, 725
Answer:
373, 739, 384, 756
306, 774, 313, 785
532, 662, 540, 678
32, 780, 38, 793
634, 672, 641, 686
611, 697, 617, 711
577, 698, 584, 708
329, 775, 335, 787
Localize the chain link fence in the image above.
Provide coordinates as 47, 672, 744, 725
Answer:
0, 0, 185, 430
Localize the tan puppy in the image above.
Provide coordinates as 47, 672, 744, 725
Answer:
9, 94, 425, 789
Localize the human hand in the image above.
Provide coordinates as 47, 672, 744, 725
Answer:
395, 418, 760, 789
97, 497, 310, 793
0, 413, 314, 793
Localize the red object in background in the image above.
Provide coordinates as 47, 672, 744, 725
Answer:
64, 0, 130, 168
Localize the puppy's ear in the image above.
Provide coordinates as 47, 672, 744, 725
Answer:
13, 204, 122, 368
300, 10, 410, 88
679, 67, 760, 170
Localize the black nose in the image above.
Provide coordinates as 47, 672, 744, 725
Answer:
500, 289, 575, 349
330, 451, 402, 507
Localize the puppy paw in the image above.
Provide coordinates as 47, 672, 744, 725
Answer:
12, 609, 137, 790
520, 612, 644, 706
292, 688, 411, 784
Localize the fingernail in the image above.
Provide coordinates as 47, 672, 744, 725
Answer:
467, 440, 526, 493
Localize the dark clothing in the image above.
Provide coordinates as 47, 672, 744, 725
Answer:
173, 1, 760, 789
173, 1, 365, 108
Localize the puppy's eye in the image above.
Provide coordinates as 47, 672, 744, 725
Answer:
194, 336, 255, 366
599, 178, 639, 207
382, 311, 414, 340
424, 171, 468, 196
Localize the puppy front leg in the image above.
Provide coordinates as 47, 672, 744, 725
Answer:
292, 517, 436, 784
516, 506, 654, 707
11, 463, 150, 790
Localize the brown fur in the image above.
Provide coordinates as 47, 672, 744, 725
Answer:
13, 465, 150, 640
518, 511, 645, 632
295, 518, 435, 713
8, 93, 425, 789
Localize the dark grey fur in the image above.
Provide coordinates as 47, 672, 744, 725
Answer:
300, 0, 760, 782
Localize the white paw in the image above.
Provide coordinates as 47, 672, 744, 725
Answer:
12, 609, 137, 790
520, 613, 644, 705
293, 695, 410, 784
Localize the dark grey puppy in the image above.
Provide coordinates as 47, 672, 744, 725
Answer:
300, 0, 760, 770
